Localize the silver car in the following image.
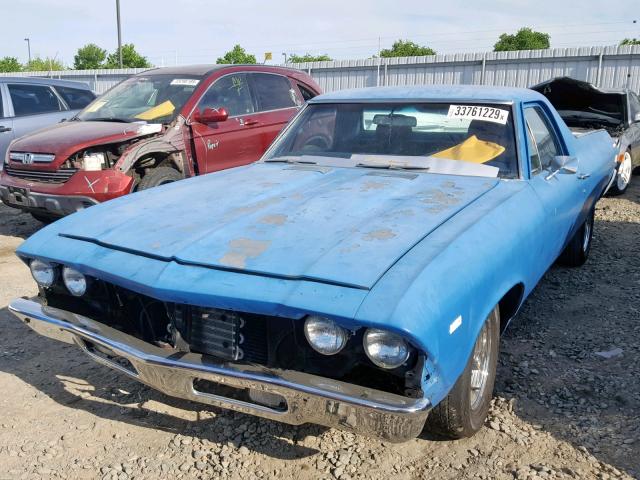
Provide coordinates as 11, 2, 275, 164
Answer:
0, 77, 95, 165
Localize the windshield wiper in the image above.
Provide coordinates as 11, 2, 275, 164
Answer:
86, 117, 133, 123
356, 162, 430, 171
264, 158, 317, 165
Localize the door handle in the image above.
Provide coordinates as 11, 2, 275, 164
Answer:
243, 119, 260, 126
0, 126, 11, 133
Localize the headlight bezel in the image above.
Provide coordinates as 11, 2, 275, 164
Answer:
363, 328, 411, 369
62, 266, 88, 297
29, 259, 56, 288
303, 315, 349, 356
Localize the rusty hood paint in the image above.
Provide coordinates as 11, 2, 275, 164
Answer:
51, 163, 497, 289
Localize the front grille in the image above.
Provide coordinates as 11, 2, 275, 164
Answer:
186, 307, 269, 364
4, 165, 77, 184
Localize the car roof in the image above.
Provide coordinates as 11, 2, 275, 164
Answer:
310, 84, 546, 104
141, 64, 305, 77
0, 76, 92, 90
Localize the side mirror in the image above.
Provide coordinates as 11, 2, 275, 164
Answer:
546, 155, 578, 180
193, 107, 228, 124
633, 113, 640, 123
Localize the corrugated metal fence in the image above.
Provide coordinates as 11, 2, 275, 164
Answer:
2, 45, 639, 94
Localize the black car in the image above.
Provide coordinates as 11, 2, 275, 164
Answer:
532, 76, 640, 194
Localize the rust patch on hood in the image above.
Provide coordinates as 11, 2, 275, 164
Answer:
363, 229, 397, 241
259, 214, 287, 225
219, 238, 271, 269
360, 181, 388, 192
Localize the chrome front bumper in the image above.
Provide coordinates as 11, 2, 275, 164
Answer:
8, 298, 430, 442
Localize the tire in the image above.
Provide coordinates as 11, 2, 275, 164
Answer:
30, 212, 56, 224
426, 306, 500, 439
136, 167, 183, 191
558, 209, 594, 267
608, 150, 632, 196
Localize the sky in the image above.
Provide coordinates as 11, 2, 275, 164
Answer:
2, 0, 639, 67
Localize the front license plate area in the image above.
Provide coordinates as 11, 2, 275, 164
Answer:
8, 186, 29, 205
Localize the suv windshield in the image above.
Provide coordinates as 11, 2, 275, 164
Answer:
77, 74, 202, 123
265, 102, 518, 178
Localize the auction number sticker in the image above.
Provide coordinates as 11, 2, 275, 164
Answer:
170, 79, 200, 86
447, 105, 509, 125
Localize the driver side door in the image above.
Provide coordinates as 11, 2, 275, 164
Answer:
190, 73, 263, 174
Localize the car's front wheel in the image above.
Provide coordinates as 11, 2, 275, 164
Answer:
137, 166, 183, 191
608, 150, 632, 196
426, 306, 500, 439
558, 208, 594, 267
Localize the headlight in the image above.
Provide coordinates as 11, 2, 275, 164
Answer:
62, 266, 87, 296
303, 316, 348, 355
363, 329, 410, 369
82, 152, 105, 171
30, 259, 55, 287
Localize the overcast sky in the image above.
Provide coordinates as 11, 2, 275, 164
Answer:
2, 0, 639, 67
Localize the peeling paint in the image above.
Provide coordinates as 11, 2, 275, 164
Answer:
219, 238, 271, 269
259, 214, 287, 226
233, 197, 281, 215
363, 229, 397, 241
360, 181, 388, 192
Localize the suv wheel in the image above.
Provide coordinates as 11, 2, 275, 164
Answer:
137, 167, 183, 191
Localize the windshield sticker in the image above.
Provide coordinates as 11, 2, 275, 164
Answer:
85, 100, 107, 113
447, 105, 509, 125
170, 78, 200, 86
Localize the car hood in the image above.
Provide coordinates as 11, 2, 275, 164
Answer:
55, 163, 498, 290
8, 121, 160, 167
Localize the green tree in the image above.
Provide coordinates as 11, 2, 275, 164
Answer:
620, 38, 640, 46
379, 40, 436, 58
74, 43, 107, 69
216, 45, 257, 64
25, 57, 65, 71
0, 56, 22, 72
494, 27, 550, 51
288, 53, 332, 63
105, 44, 151, 68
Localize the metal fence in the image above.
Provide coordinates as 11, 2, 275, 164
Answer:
1, 45, 639, 94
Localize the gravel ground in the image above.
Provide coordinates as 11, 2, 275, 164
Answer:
0, 181, 639, 480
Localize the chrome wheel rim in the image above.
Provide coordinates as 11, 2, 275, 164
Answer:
616, 152, 632, 191
469, 321, 492, 411
583, 216, 592, 253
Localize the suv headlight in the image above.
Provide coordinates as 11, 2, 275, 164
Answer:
30, 259, 55, 287
62, 266, 87, 296
303, 316, 348, 355
363, 329, 410, 369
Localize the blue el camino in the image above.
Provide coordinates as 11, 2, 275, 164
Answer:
9, 85, 616, 442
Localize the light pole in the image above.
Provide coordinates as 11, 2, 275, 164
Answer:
116, 0, 123, 68
282, 53, 288, 64
24, 37, 31, 65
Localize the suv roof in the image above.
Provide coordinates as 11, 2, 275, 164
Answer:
0, 76, 92, 90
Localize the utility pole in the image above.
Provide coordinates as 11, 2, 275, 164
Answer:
282, 53, 288, 64
24, 37, 31, 65
116, 0, 123, 68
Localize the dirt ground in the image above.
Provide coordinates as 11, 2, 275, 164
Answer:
0, 181, 639, 480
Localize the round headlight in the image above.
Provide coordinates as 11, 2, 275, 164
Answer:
303, 316, 348, 355
30, 259, 55, 287
62, 266, 87, 296
363, 329, 410, 369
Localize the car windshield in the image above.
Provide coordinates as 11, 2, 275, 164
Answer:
265, 102, 518, 178
77, 74, 202, 123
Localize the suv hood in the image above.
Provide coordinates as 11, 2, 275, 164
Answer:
8, 121, 160, 168
56, 163, 498, 289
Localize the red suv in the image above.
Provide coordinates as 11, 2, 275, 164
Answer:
0, 65, 321, 221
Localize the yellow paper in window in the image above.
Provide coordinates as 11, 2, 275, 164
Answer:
432, 135, 505, 164
85, 100, 107, 113
134, 100, 175, 120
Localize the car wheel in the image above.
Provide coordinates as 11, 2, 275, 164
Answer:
136, 167, 183, 191
558, 208, 594, 267
608, 150, 632, 196
30, 212, 55, 224
425, 305, 500, 439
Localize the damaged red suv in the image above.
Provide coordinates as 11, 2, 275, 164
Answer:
0, 65, 321, 221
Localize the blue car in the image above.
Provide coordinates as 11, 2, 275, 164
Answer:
9, 85, 616, 442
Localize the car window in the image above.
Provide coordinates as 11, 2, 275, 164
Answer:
524, 107, 560, 169
8, 83, 64, 116
629, 93, 640, 120
250, 73, 297, 112
297, 84, 316, 102
525, 124, 542, 174
197, 74, 254, 117
54, 86, 95, 109
0, 87, 3, 117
